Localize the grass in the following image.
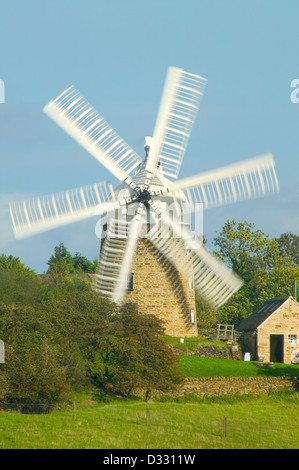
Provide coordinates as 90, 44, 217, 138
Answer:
178, 356, 299, 377
1, 336, 298, 449
0, 394, 299, 449
162, 335, 225, 351
163, 335, 299, 378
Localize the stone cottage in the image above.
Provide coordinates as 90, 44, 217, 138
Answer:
236, 296, 299, 364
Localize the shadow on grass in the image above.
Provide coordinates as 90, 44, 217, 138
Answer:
253, 363, 299, 384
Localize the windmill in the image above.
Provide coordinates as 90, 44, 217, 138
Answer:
10, 67, 279, 336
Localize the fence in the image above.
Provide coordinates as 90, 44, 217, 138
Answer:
0, 402, 68, 414
0, 400, 298, 448
216, 324, 234, 340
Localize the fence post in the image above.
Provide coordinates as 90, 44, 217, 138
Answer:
146, 406, 150, 426
223, 417, 227, 437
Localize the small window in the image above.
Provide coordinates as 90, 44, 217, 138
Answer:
127, 273, 134, 292
188, 277, 194, 290
123, 273, 133, 292
121, 273, 134, 292
288, 335, 297, 346
190, 309, 195, 325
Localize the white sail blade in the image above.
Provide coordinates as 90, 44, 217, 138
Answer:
168, 154, 279, 211
10, 181, 116, 239
149, 67, 207, 180
148, 213, 243, 308
94, 210, 144, 303
44, 86, 142, 181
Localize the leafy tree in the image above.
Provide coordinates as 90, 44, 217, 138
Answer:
0, 254, 42, 305
0, 254, 33, 272
213, 220, 275, 280
213, 220, 299, 325
0, 266, 182, 404
4, 335, 72, 405
276, 232, 299, 266
47, 242, 74, 276
86, 303, 183, 399
47, 243, 98, 275
195, 290, 218, 332
72, 252, 93, 273
0, 303, 75, 405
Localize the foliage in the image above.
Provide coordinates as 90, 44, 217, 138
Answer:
0, 265, 182, 404
213, 220, 276, 280
46, 242, 98, 276
86, 303, 183, 399
47, 243, 74, 276
1, 219, 299, 404
276, 232, 299, 266
212, 220, 299, 325
195, 290, 218, 331
0, 254, 42, 305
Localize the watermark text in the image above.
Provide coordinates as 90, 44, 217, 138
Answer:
95, 202, 204, 241
290, 79, 299, 103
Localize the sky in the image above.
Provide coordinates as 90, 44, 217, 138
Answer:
0, 0, 298, 273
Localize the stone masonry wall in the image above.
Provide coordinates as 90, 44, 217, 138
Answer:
151, 376, 299, 399
126, 238, 198, 337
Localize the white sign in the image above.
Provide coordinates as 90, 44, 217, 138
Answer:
244, 352, 251, 361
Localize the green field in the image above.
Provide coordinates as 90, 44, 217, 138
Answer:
178, 356, 299, 377
0, 394, 299, 449
1, 346, 299, 450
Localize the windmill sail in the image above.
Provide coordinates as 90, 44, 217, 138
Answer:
149, 67, 207, 180
168, 154, 279, 211
10, 181, 116, 239
148, 214, 243, 308
94, 210, 144, 303
10, 65, 280, 316
44, 86, 142, 181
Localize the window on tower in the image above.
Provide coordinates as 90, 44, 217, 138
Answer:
124, 273, 134, 292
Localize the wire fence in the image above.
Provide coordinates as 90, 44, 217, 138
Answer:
0, 400, 299, 447
0, 401, 240, 437
0, 402, 69, 414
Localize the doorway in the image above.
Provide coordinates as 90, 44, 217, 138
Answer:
270, 334, 284, 363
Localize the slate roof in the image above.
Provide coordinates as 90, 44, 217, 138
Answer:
235, 296, 290, 332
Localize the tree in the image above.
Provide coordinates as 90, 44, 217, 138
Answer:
0, 254, 33, 273
0, 274, 109, 405
195, 290, 218, 332
47, 242, 74, 276
213, 220, 274, 281
47, 243, 98, 275
213, 220, 299, 325
0, 304, 75, 405
0, 254, 42, 305
4, 335, 72, 406
276, 232, 299, 266
0, 266, 182, 404
86, 303, 183, 399
72, 252, 96, 273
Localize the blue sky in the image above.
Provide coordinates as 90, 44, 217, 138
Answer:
0, 0, 298, 273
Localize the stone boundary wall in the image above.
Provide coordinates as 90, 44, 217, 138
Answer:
153, 376, 299, 398
172, 345, 231, 359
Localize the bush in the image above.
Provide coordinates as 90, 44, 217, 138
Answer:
86, 303, 183, 399
0, 269, 183, 403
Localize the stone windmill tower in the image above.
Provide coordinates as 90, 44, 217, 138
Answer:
10, 67, 279, 336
